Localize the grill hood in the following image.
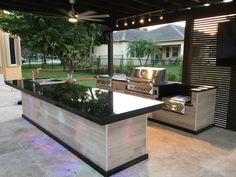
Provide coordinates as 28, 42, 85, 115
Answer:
128, 67, 168, 85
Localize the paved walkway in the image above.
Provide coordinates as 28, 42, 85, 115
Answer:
0, 85, 236, 177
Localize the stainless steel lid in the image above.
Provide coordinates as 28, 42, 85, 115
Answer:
129, 67, 168, 84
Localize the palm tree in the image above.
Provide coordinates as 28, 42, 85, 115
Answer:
126, 39, 161, 66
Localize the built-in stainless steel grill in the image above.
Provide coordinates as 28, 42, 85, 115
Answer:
127, 67, 168, 95
96, 74, 127, 91
96, 74, 112, 90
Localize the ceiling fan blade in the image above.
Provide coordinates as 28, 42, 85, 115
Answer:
57, 8, 70, 17
82, 18, 105, 22
80, 14, 110, 19
79, 11, 97, 16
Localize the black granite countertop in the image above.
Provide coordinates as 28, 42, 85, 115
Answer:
5, 79, 163, 125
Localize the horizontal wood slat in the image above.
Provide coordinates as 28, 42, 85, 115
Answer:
187, 14, 236, 128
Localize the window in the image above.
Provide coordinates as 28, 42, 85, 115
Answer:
166, 47, 170, 58
5, 36, 18, 66
9, 37, 16, 65
172, 46, 179, 57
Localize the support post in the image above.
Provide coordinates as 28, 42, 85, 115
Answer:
182, 18, 193, 84
108, 32, 113, 77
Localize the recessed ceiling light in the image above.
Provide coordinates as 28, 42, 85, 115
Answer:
187, 7, 191, 10
223, 0, 233, 2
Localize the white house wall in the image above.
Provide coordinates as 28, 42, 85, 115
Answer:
93, 42, 129, 65
92, 40, 184, 66
159, 40, 184, 56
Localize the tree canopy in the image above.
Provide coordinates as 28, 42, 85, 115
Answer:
126, 39, 161, 66
0, 11, 103, 69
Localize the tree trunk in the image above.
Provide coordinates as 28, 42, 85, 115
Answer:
28, 58, 32, 69
63, 63, 66, 70
43, 53, 47, 65
138, 57, 143, 66
144, 55, 150, 66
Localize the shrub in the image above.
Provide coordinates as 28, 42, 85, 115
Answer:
77, 60, 96, 68
168, 73, 181, 82
175, 56, 183, 66
124, 60, 134, 76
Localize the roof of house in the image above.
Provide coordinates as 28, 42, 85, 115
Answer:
113, 24, 184, 42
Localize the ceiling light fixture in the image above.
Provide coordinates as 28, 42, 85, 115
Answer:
132, 18, 135, 25
204, 3, 210, 6
148, 14, 152, 22
187, 7, 191, 10
115, 9, 164, 27
68, 16, 78, 23
140, 16, 144, 24
124, 19, 128, 26
223, 0, 233, 2
116, 20, 119, 28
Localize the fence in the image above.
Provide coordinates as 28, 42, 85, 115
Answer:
91, 55, 182, 70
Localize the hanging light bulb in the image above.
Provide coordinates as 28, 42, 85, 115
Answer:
132, 17, 135, 25
148, 14, 152, 22
116, 21, 119, 28
140, 16, 144, 24
124, 19, 128, 26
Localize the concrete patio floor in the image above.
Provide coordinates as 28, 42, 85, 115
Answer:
0, 85, 236, 177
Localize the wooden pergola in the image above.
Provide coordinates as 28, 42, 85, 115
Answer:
0, 0, 235, 29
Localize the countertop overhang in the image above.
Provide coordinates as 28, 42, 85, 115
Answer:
5, 79, 164, 125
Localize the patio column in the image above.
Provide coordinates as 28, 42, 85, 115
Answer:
108, 32, 113, 77
182, 18, 193, 84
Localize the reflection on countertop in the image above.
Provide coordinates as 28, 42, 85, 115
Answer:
5, 79, 163, 125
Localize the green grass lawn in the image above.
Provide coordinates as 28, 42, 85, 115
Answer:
154, 63, 182, 81
22, 63, 182, 87
22, 64, 97, 87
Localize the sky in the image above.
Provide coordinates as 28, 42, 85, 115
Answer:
142, 21, 186, 31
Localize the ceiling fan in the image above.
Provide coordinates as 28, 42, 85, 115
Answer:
59, 0, 110, 23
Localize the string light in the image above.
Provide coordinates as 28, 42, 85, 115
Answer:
114, 0, 231, 28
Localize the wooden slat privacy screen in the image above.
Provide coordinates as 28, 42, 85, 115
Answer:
188, 14, 236, 128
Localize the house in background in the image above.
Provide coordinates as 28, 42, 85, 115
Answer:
0, 29, 22, 82
92, 24, 185, 65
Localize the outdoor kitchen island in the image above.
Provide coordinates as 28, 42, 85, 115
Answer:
5, 79, 163, 177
